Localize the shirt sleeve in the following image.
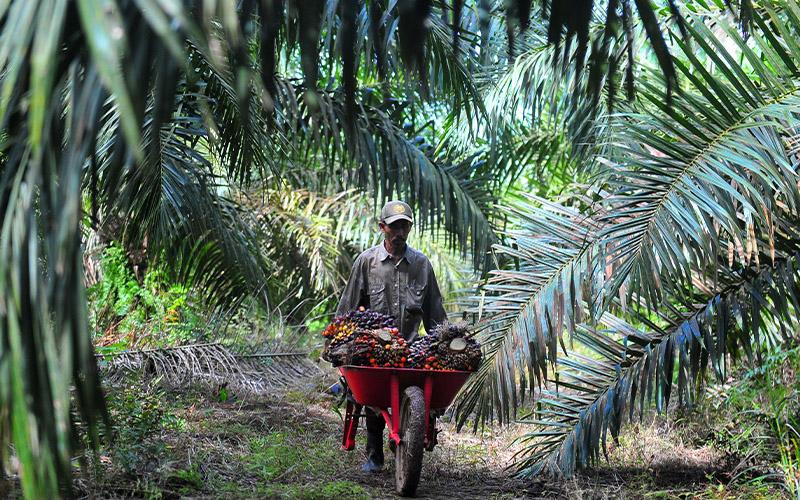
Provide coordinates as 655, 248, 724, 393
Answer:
422, 260, 447, 333
336, 253, 368, 317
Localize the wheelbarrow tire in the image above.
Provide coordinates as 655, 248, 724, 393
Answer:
396, 386, 425, 497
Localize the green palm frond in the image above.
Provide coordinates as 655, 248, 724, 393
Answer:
270, 77, 499, 265
515, 254, 800, 477
600, 10, 800, 310
486, 123, 576, 195
425, 12, 486, 121
539, 0, 754, 102
188, 44, 286, 184
92, 94, 270, 308
455, 2, 800, 478
479, 22, 604, 147
506, 0, 668, 106
444, 14, 619, 185
240, 187, 354, 298
0, 5, 115, 496
274, 1, 485, 120
453, 195, 604, 427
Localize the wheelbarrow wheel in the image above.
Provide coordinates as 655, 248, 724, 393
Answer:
395, 386, 425, 497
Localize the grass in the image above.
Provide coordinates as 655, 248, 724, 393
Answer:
255, 480, 370, 499
700, 345, 800, 498
246, 434, 294, 480
241, 419, 364, 484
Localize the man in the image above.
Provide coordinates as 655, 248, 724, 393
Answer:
336, 200, 447, 472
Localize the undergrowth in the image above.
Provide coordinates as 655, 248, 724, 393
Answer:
89, 244, 207, 352
703, 343, 800, 497
74, 366, 800, 500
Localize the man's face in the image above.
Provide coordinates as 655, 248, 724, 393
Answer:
379, 219, 412, 249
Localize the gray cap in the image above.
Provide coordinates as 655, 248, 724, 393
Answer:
380, 200, 413, 224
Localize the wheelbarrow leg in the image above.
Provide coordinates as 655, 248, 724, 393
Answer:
382, 373, 402, 448
342, 400, 362, 451
423, 376, 434, 450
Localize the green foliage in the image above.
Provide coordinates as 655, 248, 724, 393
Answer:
776, 417, 800, 498
246, 433, 301, 482
215, 386, 230, 403
88, 244, 206, 351
90, 245, 140, 318
256, 481, 370, 500
166, 462, 205, 494
705, 344, 800, 496
456, 0, 800, 479
105, 384, 185, 474
243, 428, 353, 486
310, 481, 370, 500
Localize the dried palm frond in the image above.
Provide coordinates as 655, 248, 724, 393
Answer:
97, 343, 320, 395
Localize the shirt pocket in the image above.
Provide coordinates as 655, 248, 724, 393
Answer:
368, 285, 386, 311
406, 283, 426, 311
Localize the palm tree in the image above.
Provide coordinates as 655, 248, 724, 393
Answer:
454, 0, 800, 479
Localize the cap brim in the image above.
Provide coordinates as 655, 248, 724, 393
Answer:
382, 214, 412, 224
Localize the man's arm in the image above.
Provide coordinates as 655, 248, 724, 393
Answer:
336, 254, 368, 317
422, 261, 447, 332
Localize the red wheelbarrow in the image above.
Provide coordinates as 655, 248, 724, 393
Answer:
338, 365, 471, 497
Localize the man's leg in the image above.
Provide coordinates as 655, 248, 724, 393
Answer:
362, 409, 385, 472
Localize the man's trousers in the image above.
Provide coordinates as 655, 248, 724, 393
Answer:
365, 409, 385, 466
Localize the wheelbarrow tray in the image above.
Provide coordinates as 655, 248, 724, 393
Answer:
339, 365, 470, 410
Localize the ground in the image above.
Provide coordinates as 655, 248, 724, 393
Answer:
70, 374, 784, 500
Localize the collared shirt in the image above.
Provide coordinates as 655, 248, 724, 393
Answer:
336, 243, 447, 341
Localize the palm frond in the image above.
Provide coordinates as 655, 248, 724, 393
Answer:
516, 254, 800, 477
0, 3, 289, 493
482, 123, 577, 196
93, 97, 270, 308
270, 77, 498, 266
188, 44, 286, 184
600, 10, 800, 310
275, 1, 485, 121
445, 15, 618, 179
239, 187, 354, 299
0, 6, 114, 495
98, 343, 321, 393
454, 5, 800, 477
453, 194, 604, 427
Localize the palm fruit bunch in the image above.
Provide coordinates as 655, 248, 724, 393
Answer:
344, 307, 396, 330
347, 329, 410, 368
407, 322, 482, 371
322, 307, 400, 366
322, 316, 357, 349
